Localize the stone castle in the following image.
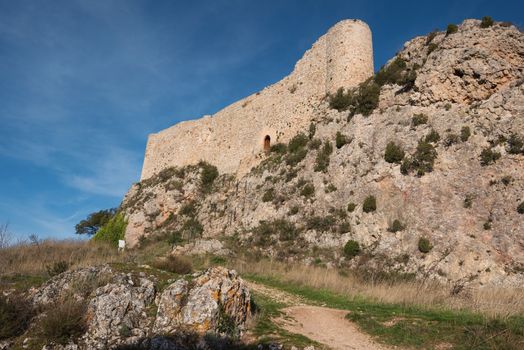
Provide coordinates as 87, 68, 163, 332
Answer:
140, 19, 373, 180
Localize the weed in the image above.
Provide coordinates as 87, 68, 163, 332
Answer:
412, 113, 428, 126
446, 24, 458, 35
363, 196, 377, 213
480, 147, 501, 166
343, 240, 361, 259
384, 142, 405, 164
418, 237, 432, 253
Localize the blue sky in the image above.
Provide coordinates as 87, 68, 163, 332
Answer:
1, 0, 522, 240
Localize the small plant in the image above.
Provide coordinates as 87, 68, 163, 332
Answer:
153, 255, 193, 274
347, 202, 357, 212
517, 202, 524, 214
424, 129, 441, 143
480, 16, 494, 28
427, 42, 438, 55
426, 30, 438, 44
444, 103, 452, 111
401, 138, 438, 176
46, 260, 69, 277
388, 220, 405, 233
40, 298, 87, 345
335, 132, 349, 149
180, 218, 204, 241
338, 222, 351, 234
0, 295, 34, 340
199, 161, 219, 193
308, 123, 316, 139
418, 237, 432, 253
300, 183, 315, 199
167, 231, 183, 245
507, 133, 523, 154
446, 24, 458, 35
329, 87, 353, 111
262, 188, 275, 202
501, 175, 512, 186
483, 220, 492, 230
460, 126, 471, 142
288, 205, 299, 216
363, 195, 377, 213
444, 133, 460, 147
343, 240, 361, 259
412, 113, 428, 126
480, 147, 501, 166
325, 183, 337, 193
179, 201, 197, 216
270, 143, 287, 154
314, 141, 333, 172
464, 194, 474, 208
308, 138, 322, 150
384, 141, 405, 164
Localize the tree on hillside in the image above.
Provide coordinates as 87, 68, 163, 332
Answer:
75, 208, 117, 235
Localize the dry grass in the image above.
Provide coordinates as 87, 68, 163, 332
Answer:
231, 258, 524, 318
0, 239, 124, 276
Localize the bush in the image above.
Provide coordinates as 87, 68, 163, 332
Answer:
75, 208, 117, 235
262, 188, 275, 202
306, 216, 336, 232
40, 299, 87, 345
343, 240, 361, 259
460, 126, 471, 142
446, 24, 458, 35
270, 143, 287, 154
507, 133, 523, 154
517, 202, 524, 214
424, 129, 441, 143
300, 183, 315, 199
179, 201, 197, 216
288, 133, 309, 153
444, 133, 460, 147
167, 231, 183, 245
92, 212, 127, 247
483, 221, 492, 230
253, 219, 299, 245
180, 218, 203, 241
338, 222, 351, 234
46, 260, 69, 277
480, 147, 501, 166
314, 141, 333, 172
308, 123, 316, 139
288, 205, 299, 216
352, 80, 381, 116
427, 43, 438, 55
418, 237, 432, 253
285, 148, 308, 166
363, 196, 377, 213
464, 194, 474, 208
347, 202, 357, 212
480, 16, 494, 28
308, 138, 322, 150
412, 113, 428, 126
375, 57, 408, 86
329, 87, 353, 111
388, 220, 405, 233
335, 132, 349, 149
0, 295, 34, 340
153, 255, 193, 274
401, 138, 438, 176
426, 30, 438, 44
384, 142, 405, 164
199, 162, 219, 193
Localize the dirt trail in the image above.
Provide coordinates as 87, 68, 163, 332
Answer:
247, 281, 394, 350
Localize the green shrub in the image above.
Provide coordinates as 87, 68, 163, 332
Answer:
388, 220, 405, 233
0, 295, 34, 340
335, 132, 349, 149
199, 162, 219, 193
446, 24, 458, 35
363, 196, 377, 213
262, 188, 275, 202
480, 147, 501, 166
270, 143, 287, 154
285, 148, 308, 166
343, 240, 361, 259
418, 237, 432, 253
375, 57, 408, 86
152, 255, 193, 274
507, 133, 523, 154
444, 133, 460, 147
338, 222, 351, 234
401, 138, 438, 176
167, 231, 183, 245
427, 42, 438, 55
352, 80, 381, 116
180, 218, 203, 240
347, 202, 357, 212
424, 129, 441, 143
288, 133, 309, 153
460, 126, 471, 142
300, 183, 315, 199
480, 16, 494, 28
253, 219, 299, 245
384, 142, 405, 164
517, 202, 524, 214
179, 201, 197, 216
412, 113, 428, 126
92, 212, 127, 246
40, 299, 87, 345
308, 123, 316, 139
329, 87, 353, 111
464, 194, 474, 208
325, 183, 337, 193
274, 219, 299, 241
314, 141, 333, 172
426, 30, 438, 44
306, 216, 336, 232
46, 261, 69, 277
308, 138, 322, 150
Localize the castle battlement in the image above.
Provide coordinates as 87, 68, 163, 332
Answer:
140, 19, 373, 180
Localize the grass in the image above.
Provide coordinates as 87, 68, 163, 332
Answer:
244, 273, 524, 349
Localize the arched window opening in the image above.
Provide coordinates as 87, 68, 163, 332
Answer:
263, 135, 271, 154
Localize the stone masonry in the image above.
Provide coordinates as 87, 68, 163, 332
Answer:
140, 19, 373, 180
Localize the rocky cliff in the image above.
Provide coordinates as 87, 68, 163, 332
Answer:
123, 19, 524, 287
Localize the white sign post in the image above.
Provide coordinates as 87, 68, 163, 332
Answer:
118, 240, 126, 252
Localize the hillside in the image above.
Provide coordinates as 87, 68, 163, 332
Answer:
123, 19, 524, 287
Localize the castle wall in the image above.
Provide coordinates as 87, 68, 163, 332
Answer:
141, 19, 373, 180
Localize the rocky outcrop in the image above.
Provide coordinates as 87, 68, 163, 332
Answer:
28, 266, 251, 349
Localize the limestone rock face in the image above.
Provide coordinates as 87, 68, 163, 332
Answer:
173, 239, 230, 256
154, 267, 251, 336
28, 266, 251, 350
122, 20, 524, 288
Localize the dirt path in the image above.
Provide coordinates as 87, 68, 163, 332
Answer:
247, 281, 394, 350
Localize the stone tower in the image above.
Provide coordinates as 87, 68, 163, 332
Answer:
140, 19, 373, 180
